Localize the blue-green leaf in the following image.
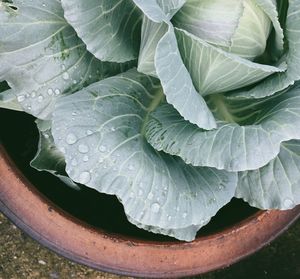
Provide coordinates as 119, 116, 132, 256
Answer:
154, 25, 217, 129
236, 140, 300, 210
51, 69, 237, 241
0, 0, 131, 119
61, 0, 142, 63
145, 85, 300, 171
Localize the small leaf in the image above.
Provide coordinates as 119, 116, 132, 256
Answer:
230, 0, 300, 99
31, 120, 80, 190
174, 28, 286, 96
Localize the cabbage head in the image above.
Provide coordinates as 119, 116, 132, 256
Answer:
0, 0, 300, 241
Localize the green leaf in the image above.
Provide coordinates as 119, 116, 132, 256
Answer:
236, 140, 300, 210
230, 0, 300, 99
132, 0, 186, 22
174, 28, 286, 96
31, 120, 80, 190
0, 0, 131, 119
51, 69, 237, 241
138, 16, 168, 76
154, 24, 217, 130
61, 0, 142, 63
145, 85, 300, 172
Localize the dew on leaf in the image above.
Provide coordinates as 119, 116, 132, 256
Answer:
78, 144, 89, 153
283, 198, 294, 208
99, 145, 107, 152
151, 202, 160, 213
78, 171, 91, 184
66, 133, 77, 145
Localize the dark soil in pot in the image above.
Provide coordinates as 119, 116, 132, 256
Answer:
0, 108, 258, 241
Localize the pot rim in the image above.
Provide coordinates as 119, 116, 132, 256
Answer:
1, 145, 300, 278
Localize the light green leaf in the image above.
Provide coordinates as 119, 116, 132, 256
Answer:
172, 0, 245, 48
236, 140, 300, 210
145, 85, 300, 172
61, 0, 142, 63
132, 0, 186, 22
31, 120, 80, 190
174, 28, 286, 96
254, 0, 284, 58
51, 69, 237, 241
0, 0, 131, 119
138, 16, 167, 76
230, 0, 300, 99
154, 25, 217, 130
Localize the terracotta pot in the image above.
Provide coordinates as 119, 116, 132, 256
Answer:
1, 144, 300, 278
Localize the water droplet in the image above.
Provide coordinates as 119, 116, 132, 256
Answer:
86, 130, 93, 136
110, 127, 116, 132
66, 133, 77, 145
60, 147, 66, 154
78, 171, 91, 184
138, 189, 143, 196
71, 112, 77, 116
31, 91, 36, 98
54, 89, 61, 95
167, 215, 172, 221
78, 144, 89, 153
71, 158, 77, 166
27, 106, 32, 111
17, 95, 25, 102
83, 155, 89, 162
38, 95, 44, 102
128, 164, 134, 171
47, 89, 54, 96
129, 191, 134, 198
62, 72, 69, 80
284, 198, 294, 208
151, 203, 160, 213
73, 80, 77, 84
98, 157, 104, 163
148, 192, 154, 200
61, 64, 66, 71
99, 145, 106, 152
44, 133, 50, 139
182, 212, 187, 218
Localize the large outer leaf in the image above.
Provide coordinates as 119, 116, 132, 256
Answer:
230, 0, 300, 99
0, 0, 130, 119
174, 28, 286, 96
51, 70, 237, 241
154, 24, 217, 130
236, 140, 300, 210
145, 84, 300, 172
61, 0, 142, 63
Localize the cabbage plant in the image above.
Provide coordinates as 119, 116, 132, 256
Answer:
0, 0, 300, 241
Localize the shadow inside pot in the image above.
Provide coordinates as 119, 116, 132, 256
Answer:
0, 109, 258, 242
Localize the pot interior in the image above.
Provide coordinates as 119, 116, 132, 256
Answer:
0, 109, 258, 242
